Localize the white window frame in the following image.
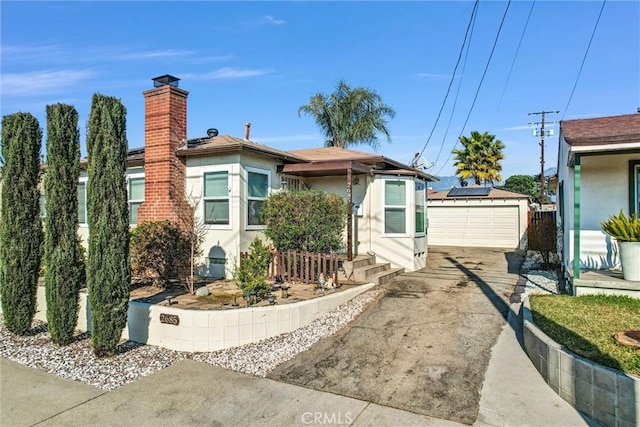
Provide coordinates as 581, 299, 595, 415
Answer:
382, 176, 411, 237
415, 179, 426, 236
245, 166, 271, 230
202, 166, 232, 230
78, 177, 88, 226
127, 173, 145, 226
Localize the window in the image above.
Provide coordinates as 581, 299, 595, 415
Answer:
384, 179, 407, 235
77, 182, 86, 224
203, 171, 230, 225
246, 168, 270, 228
415, 180, 425, 234
128, 176, 144, 225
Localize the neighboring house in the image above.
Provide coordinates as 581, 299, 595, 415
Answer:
556, 113, 640, 295
427, 186, 530, 249
75, 75, 437, 278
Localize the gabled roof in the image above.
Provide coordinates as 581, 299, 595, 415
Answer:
428, 186, 530, 200
289, 146, 384, 162
561, 113, 640, 146
177, 135, 306, 162
288, 146, 438, 181
118, 137, 437, 181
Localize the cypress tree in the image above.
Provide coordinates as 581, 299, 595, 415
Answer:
86, 94, 130, 356
44, 104, 82, 345
0, 113, 44, 335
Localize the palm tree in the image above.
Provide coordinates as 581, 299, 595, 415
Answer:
298, 79, 396, 150
452, 131, 505, 186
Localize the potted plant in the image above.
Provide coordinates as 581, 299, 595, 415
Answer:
601, 210, 640, 281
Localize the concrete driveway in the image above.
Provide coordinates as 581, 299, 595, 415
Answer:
269, 246, 526, 425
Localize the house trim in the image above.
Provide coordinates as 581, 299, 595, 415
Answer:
244, 166, 271, 231
573, 154, 581, 279
629, 160, 640, 215
201, 165, 232, 230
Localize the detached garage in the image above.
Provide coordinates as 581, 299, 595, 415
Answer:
427, 187, 530, 249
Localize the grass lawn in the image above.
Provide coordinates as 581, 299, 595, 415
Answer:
530, 294, 640, 376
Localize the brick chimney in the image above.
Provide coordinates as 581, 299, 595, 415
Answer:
137, 75, 188, 224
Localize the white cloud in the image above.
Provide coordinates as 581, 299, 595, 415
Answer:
183, 67, 272, 80
190, 54, 235, 64
262, 15, 286, 25
501, 125, 533, 131
1, 69, 97, 96
415, 73, 454, 80
110, 49, 197, 61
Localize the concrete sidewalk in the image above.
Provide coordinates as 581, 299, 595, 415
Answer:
474, 303, 597, 427
1, 358, 460, 427
1, 306, 595, 427
0, 307, 596, 427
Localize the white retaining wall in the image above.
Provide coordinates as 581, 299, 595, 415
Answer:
22, 284, 375, 352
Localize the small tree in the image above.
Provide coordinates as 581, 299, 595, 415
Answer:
177, 196, 207, 295
130, 220, 190, 288
263, 190, 346, 252
234, 237, 272, 299
0, 113, 43, 335
86, 94, 130, 357
44, 104, 83, 345
499, 174, 540, 204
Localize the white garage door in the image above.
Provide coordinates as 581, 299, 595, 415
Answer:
428, 205, 520, 248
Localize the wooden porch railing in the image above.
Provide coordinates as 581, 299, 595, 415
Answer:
240, 251, 339, 285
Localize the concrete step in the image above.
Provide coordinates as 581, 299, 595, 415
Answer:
353, 263, 391, 282
350, 255, 376, 269
366, 267, 405, 285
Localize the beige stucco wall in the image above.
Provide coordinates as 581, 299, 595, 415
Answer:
558, 145, 640, 270
185, 152, 283, 278
369, 175, 427, 272
307, 174, 428, 272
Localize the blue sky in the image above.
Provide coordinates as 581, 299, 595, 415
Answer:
2, 1, 638, 180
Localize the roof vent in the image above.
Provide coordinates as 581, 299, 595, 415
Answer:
207, 128, 219, 138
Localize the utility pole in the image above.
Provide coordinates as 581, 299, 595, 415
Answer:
528, 110, 559, 205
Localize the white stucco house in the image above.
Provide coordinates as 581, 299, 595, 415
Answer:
427, 186, 530, 249
75, 75, 437, 279
556, 112, 640, 296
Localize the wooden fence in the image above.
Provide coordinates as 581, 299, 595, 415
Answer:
528, 210, 557, 251
240, 251, 340, 285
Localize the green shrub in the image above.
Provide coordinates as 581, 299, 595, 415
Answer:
0, 112, 43, 336
234, 237, 272, 299
44, 103, 83, 345
86, 94, 130, 357
262, 190, 346, 252
130, 220, 190, 288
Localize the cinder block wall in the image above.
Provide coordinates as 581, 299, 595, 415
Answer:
523, 298, 639, 426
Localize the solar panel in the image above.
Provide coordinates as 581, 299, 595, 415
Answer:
447, 187, 491, 197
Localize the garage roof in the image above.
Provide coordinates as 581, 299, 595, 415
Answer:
429, 186, 530, 200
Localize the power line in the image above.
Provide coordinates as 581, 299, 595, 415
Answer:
433, 0, 512, 177
528, 110, 559, 204
414, 0, 479, 163
495, 0, 536, 115
431, 6, 479, 170
561, 0, 606, 121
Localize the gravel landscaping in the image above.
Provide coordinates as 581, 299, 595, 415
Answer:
1, 250, 559, 391
0, 288, 383, 390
